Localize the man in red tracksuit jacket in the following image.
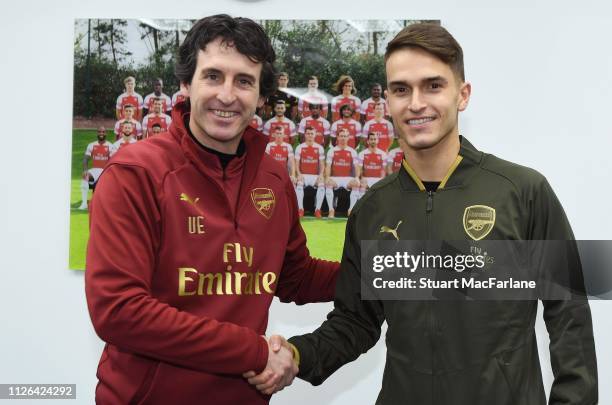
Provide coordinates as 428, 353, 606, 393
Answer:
85, 15, 339, 404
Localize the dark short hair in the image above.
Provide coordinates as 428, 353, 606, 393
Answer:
304, 126, 314, 132
309, 103, 321, 110
175, 14, 277, 97
152, 123, 162, 128
385, 23, 465, 81
339, 104, 353, 114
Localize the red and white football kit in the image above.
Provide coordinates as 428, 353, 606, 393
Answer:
297, 116, 330, 146
171, 91, 187, 107
80, 140, 115, 209
249, 115, 264, 132
144, 92, 172, 113
324, 145, 360, 213
326, 146, 358, 189
112, 136, 137, 151
297, 92, 329, 118
330, 118, 362, 149
263, 116, 296, 143
142, 113, 173, 137
116, 92, 144, 119
362, 118, 395, 151
359, 97, 389, 121
114, 119, 142, 140
387, 146, 404, 173
84, 141, 115, 182
294, 142, 325, 212
295, 142, 325, 186
359, 148, 387, 187
330, 94, 361, 121
86, 103, 339, 405
265, 142, 294, 174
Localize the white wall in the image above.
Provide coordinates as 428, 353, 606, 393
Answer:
0, 1, 610, 404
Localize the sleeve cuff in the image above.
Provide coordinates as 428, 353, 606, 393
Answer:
254, 335, 269, 373
288, 342, 300, 368
288, 335, 314, 379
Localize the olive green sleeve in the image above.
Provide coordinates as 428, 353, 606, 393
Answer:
289, 215, 385, 385
531, 178, 598, 404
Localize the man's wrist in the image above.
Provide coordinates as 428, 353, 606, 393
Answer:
288, 342, 300, 367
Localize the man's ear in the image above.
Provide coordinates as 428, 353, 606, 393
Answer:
180, 81, 190, 95
458, 82, 471, 112
383, 89, 389, 99
257, 95, 265, 109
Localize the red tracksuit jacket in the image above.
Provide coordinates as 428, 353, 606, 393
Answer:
85, 103, 339, 404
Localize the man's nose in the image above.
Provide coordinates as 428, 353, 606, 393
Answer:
408, 90, 426, 112
217, 81, 237, 105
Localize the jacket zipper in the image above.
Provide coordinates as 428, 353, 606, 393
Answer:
425, 189, 436, 393
426, 191, 434, 238
221, 167, 240, 230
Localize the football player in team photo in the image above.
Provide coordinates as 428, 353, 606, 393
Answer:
73, 19, 403, 219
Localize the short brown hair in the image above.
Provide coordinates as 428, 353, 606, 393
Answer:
334, 75, 356, 94
385, 23, 464, 81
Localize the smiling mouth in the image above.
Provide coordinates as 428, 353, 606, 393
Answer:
408, 117, 435, 125
212, 110, 238, 118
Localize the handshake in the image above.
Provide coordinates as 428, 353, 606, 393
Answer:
243, 335, 298, 396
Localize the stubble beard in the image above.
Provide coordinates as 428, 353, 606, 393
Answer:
399, 121, 457, 153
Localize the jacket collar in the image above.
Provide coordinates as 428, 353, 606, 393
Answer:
169, 102, 268, 185
398, 136, 483, 192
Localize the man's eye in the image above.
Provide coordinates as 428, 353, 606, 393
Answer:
206, 73, 218, 81
239, 79, 254, 87
393, 87, 407, 94
429, 82, 442, 90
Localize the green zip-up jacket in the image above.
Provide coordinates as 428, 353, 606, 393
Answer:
289, 137, 597, 405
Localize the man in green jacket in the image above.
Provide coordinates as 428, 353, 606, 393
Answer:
246, 23, 598, 404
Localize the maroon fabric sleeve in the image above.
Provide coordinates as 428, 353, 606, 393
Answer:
85, 163, 268, 375
274, 175, 341, 304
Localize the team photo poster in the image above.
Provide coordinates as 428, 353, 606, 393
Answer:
69, 18, 435, 270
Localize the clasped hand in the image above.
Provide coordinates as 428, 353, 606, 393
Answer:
243, 335, 298, 395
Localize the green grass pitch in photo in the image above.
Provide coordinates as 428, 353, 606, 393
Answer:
69, 130, 347, 270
